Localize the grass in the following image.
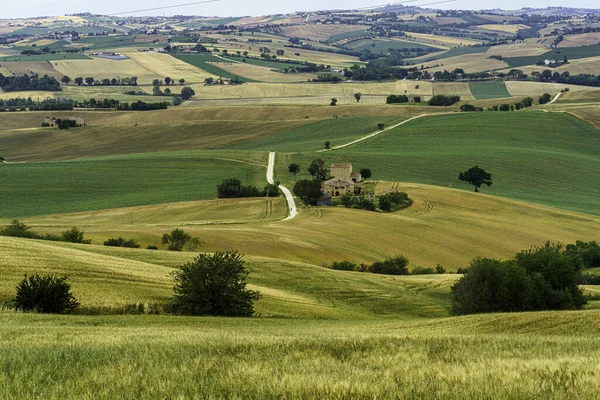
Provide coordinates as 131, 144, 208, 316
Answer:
409, 44, 491, 63
469, 81, 511, 99
228, 115, 411, 152
0, 150, 268, 217
173, 54, 256, 82
504, 44, 600, 68
327, 29, 369, 44
281, 112, 600, 216
0, 53, 91, 62
347, 38, 437, 53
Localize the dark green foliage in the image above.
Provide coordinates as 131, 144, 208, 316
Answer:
340, 195, 376, 211
0, 73, 62, 92
451, 242, 587, 315
307, 159, 327, 180
377, 123, 385, 130
386, 94, 409, 104
538, 93, 552, 104
435, 264, 447, 274
579, 273, 600, 285
288, 163, 300, 180
330, 98, 337, 106
460, 104, 483, 112
293, 179, 323, 205
62, 227, 90, 244
370, 256, 410, 275
523, 97, 534, 107
565, 241, 600, 269
262, 182, 280, 197
104, 237, 140, 248
330, 261, 358, 271
14, 274, 79, 313
169, 251, 259, 316
458, 165, 492, 192
377, 191, 413, 212
180, 86, 196, 100
217, 177, 264, 198
359, 168, 372, 180
172, 96, 183, 106
499, 104, 511, 112
146, 245, 159, 250
0, 220, 38, 239
162, 228, 192, 251
411, 266, 436, 275
428, 95, 460, 106
324, 141, 331, 149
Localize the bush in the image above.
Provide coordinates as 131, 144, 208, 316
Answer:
428, 95, 460, 106
538, 93, 552, 104
293, 179, 323, 205
435, 264, 447, 274
564, 240, 600, 269
217, 178, 263, 198
161, 228, 192, 251
499, 104, 511, 111
104, 237, 140, 248
62, 227, 91, 244
330, 261, 357, 271
378, 191, 413, 212
411, 266, 436, 275
386, 94, 409, 104
147, 245, 159, 250
370, 256, 410, 275
523, 97, 534, 107
169, 251, 260, 316
0, 220, 38, 238
451, 242, 587, 315
340, 195, 376, 211
14, 274, 79, 313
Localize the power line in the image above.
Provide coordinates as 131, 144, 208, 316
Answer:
353, 0, 456, 10
107, 0, 220, 16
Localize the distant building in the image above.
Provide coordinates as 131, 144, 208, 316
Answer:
323, 178, 354, 197
43, 117, 86, 127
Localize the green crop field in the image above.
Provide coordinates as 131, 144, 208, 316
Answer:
347, 38, 438, 53
469, 81, 511, 99
504, 44, 600, 68
0, 151, 268, 217
410, 44, 491, 63
228, 115, 411, 152
173, 54, 256, 82
0, 53, 91, 62
218, 56, 299, 70
327, 29, 368, 43
277, 112, 600, 215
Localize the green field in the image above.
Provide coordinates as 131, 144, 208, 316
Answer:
347, 38, 437, 53
411, 44, 491, 63
173, 54, 256, 82
504, 44, 600, 68
469, 81, 511, 99
0, 151, 268, 217
0, 53, 91, 62
277, 112, 600, 215
228, 115, 409, 152
327, 29, 369, 44
219, 56, 299, 70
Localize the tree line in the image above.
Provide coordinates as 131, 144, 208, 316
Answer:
0, 73, 61, 92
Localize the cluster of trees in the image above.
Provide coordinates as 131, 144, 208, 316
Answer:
217, 178, 280, 199
532, 70, 600, 88
161, 228, 201, 252
0, 220, 90, 244
461, 97, 535, 113
0, 97, 74, 112
340, 195, 376, 211
386, 94, 410, 104
329, 256, 410, 275
313, 73, 344, 82
451, 242, 590, 315
71, 76, 138, 86
428, 95, 461, 106
104, 237, 140, 248
0, 74, 62, 92
378, 191, 413, 212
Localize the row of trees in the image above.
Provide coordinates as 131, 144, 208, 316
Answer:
0, 74, 61, 92
217, 178, 280, 198
0, 220, 90, 244
67, 76, 138, 86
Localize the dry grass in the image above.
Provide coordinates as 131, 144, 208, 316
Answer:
478, 24, 530, 34
509, 56, 600, 76
281, 24, 365, 42
505, 81, 599, 96
15, 182, 600, 270
485, 40, 548, 56
406, 32, 482, 47
212, 62, 318, 82
4, 61, 63, 79
432, 82, 475, 99
558, 32, 600, 47
566, 106, 600, 129
53, 58, 160, 84
125, 51, 214, 83
421, 53, 508, 72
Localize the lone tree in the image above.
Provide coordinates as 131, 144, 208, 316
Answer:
354, 92, 362, 102
324, 140, 331, 149
458, 166, 492, 192
162, 228, 192, 251
14, 274, 79, 313
169, 251, 260, 316
288, 163, 300, 181
377, 123, 385, 130
74, 77, 83, 86
359, 168, 372, 180
61, 75, 71, 85
85, 77, 94, 86
330, 98, 337, 106
180, 86, 196, 100
164, 77, 172, 85
179, 78, 185, 85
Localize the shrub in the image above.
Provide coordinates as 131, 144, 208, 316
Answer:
435, 264, 447, 274
377, 123, 385, 130
147, 245, 159, 250
538, 93, 552, 104
428, 95, 460, 106
451, 242, 587, 315
293, 179, 323, 205
161, 228, 192, 251
370, 256, 410, 275
411, 266, 436, 275
104, 237, 140, 248
499, 104, 510, 111
330, 261, 357, 271
14, 274, 79, 313
378, 191, 413, 212
523, 97, 534, 107
340, 195, 376, 211
0, 220, 38, 239
217, 178, 262, 198
564, 240, 600, 269
62, 227, 91, 244
169, 251, 260, 316
386, 94, 408, 104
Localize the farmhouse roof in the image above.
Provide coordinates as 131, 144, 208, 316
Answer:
331, 163, 352, 168
323, 178, 354, 187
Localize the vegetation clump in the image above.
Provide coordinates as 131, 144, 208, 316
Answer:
459, 166, 492, 192
104, 237, 141, 248
329, 255, 410, 276
14, 274, 79, 314
169, 251, 259, 316
451, 242, 588, 315
217, 178, 279, 198
161, 228, 196, 251
428, 95, 460, 106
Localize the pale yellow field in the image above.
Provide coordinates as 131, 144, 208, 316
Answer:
434, 17, 467, 25
510, 56, 600, 76
53, 58, 161, 84
478, 24, 529, 34
125, 51, 215, 83
185, 95, 391, 106
214, 62, 318, 82
0, 91, 58, 100
505, 81, 598, 96
4, 61, 63, 79
0, 65, 11, 75
14, 182, 600, 269
485, 40, 548, 56
421, 53, 508, 72
558, 32, 600, 47
406, 32, 482, 47
282, 24, 365, 42
566, 106, 600, 129
230, 16, 272, 26
431, 82, 475, 100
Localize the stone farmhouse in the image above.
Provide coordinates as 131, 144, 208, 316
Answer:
323, 163, 362, 197
43, 117, 86, 127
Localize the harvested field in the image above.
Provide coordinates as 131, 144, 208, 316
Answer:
508, 56, 600, 76
53, 58, 160, 84
406, 32, 482, 47
213, 62, 318, 82
485, 40, 548, 57
126, 52, 214, 83
421, 53, 508, 72
505, 81, 598, 96
478, 24, 529, 34
558, 32, 600, 47
431, 82, 475, 99
4, 61, 63, 79
281, 24, 365, 42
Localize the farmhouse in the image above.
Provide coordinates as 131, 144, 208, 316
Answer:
323, 163, 362, 196
330, 163, 362, 182
43, 117, 86, 127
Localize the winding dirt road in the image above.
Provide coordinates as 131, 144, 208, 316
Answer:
267, 152, 297, 221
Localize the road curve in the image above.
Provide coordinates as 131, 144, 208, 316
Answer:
267, 152, 297, 221
549, 92, 562, 105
